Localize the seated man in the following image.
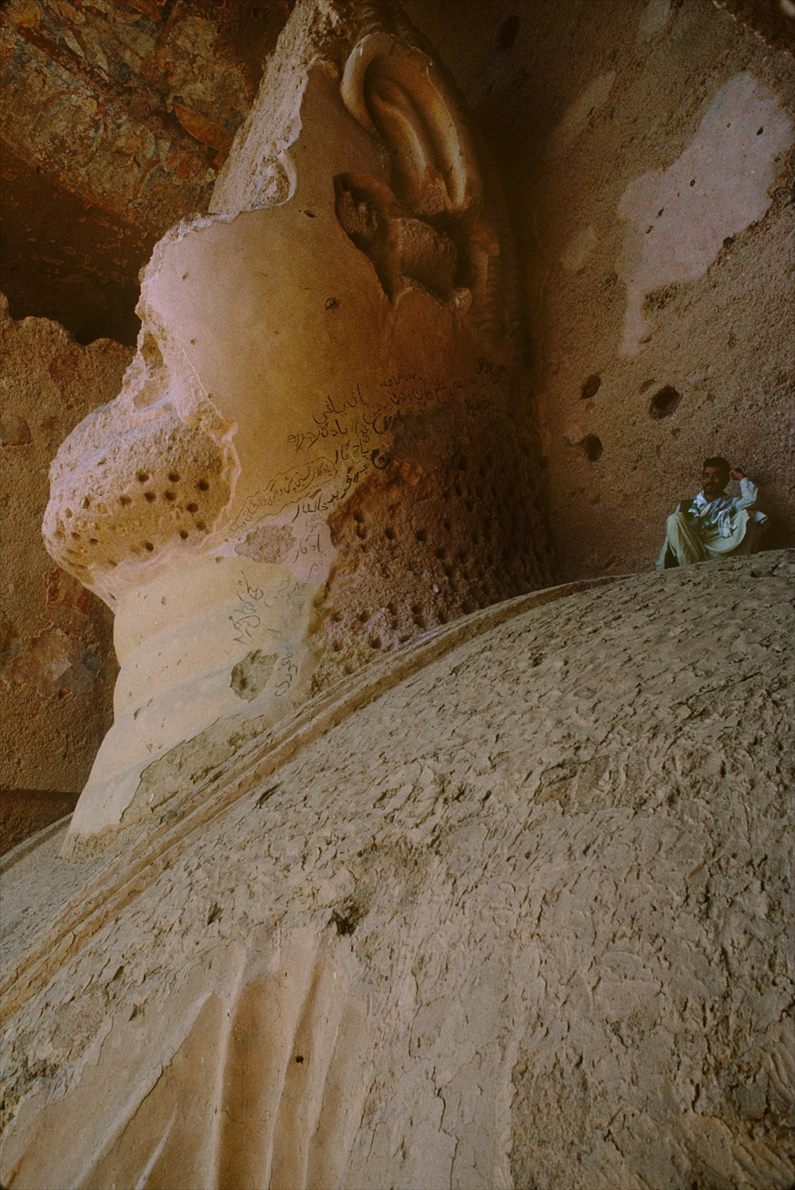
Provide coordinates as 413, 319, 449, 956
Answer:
657, 456, 768, 570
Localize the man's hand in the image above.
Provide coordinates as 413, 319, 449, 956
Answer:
678, 499, 692, 514
730, 467, 747, 480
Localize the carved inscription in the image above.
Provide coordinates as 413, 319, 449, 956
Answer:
230, 572, 304, 646
228, 370, 512, 539
228, 571, 305, 701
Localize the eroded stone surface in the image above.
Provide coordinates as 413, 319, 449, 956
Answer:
0, 0, 289, 343
0, 294, 130, 797
43, 0, 551, 853
618, 71, 793, 355
407, 0, 795, 579
0, 793, 77, 856
1, 552, 792, 1188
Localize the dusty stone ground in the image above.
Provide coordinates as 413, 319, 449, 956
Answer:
2, 550, 792, 1189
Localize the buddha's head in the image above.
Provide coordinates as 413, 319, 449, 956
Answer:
45, 1, 540, 598
43, 0, 551, 847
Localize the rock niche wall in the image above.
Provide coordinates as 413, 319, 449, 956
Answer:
0, 3, 793, 1186
408, 0, 795, 577
2, 0, 793, 840
0, 297, 131, 851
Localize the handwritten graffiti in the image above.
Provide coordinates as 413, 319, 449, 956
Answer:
229, 571, 304, 646
273, 651, 299, 698
228, 368, 513, 537
227, 456, 339, 534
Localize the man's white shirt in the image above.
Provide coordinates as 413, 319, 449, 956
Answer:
688, 477, 759, 538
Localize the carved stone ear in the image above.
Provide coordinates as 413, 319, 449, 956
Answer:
341, 32, 482, 222
336, 30, 494, 311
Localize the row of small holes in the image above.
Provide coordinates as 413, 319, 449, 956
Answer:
575, 391, 679, 466
331, 522, 538, 648
579, 372, 683, 429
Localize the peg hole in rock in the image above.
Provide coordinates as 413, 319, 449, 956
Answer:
581, 374, 601, 400
579, 434, 603, 462
497, 13, 520, 49
649, 386, 682, 419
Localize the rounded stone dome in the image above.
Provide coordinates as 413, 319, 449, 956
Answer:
1, 550, 793, 1189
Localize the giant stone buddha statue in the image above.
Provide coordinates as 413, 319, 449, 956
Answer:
42, 0, 550, 855
1, 3, 792, 1187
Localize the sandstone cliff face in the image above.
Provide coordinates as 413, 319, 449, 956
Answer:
1, 552, 793, 1188
0, 5, 792, 1183
0, 296, 132, 847
33, 0, 554, 854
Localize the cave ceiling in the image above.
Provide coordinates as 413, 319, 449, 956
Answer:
0, 0, 292, 345
0, 0, 791, 347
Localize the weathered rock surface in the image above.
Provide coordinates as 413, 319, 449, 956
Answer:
42, 0, 551, 854
0, 790, 79, 856
0, 294, 131, 816
3, 0, 794, 847
408, 0, 795, 576
1, 551, 792, 1188
0, 0, 289, 343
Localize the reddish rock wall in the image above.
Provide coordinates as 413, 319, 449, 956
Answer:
2, 0, 793, 847
0, 295, 132, 827
409, 0, 795, 578
0, 0, 289, 343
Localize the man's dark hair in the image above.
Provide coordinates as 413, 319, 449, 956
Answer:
703, 455, 730, 476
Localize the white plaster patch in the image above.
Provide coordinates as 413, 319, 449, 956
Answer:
549, 72, 616, 158
561, 224, 599, 272
617, 72, 793, 356
636, 0, 673, 43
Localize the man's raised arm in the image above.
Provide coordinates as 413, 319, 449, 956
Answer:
730, 467, 759, 510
